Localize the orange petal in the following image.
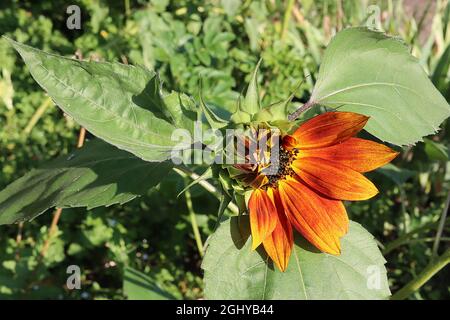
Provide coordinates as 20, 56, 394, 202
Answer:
282, 135, 298, 151
292, 112, 369, 149
292, 157, 379, 201
298, 137, 399, 173
248, 189, 278, 249
279, 179, 349, 255
262, 188, 294, 272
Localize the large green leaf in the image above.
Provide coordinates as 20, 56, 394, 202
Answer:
7, 38, 191, 162
202, 216, 390, 299
0, 139, 172, 225
310, 27, 450, 146
123, 267, 175, 300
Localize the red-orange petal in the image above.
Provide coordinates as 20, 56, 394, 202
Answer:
292, 157, 379, 201
282, 135, 298, 151
279, 179, 349, 255
292, 112, 369, 149
263, 188, 294, 272
248, 189, 278, 250
298, 137, 399, 173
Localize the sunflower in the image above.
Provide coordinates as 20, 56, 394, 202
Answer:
233, 111, 399, 272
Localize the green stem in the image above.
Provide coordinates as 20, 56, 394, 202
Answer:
399, 187, 409, 233
432, 190, 450, 258
383, 217, 450, 255
23, 97, 52, 135
391, 249, 450, 300
184, 178, 204, 257
124, 0, 131, 17
280, 0, 295, 41
288, 99, 315, 121
173, 167, 239, 215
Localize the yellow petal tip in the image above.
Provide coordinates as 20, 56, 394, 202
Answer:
251, 238, 261, 250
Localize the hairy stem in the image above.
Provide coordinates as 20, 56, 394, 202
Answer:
184, 178, 204, 257
391, 249, 450, 300
288, 100, 315, 121
40, 208, 63, 257
173, 167, 239, 215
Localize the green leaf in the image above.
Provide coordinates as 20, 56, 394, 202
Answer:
310, 27, 450, 146
443, 1, 450, 39
377, 163, 416, 185
424, 138, 449, 161
233, 192, 247, 214
7, 38, 189, 162
431, 43, 450, 93
162, 91, 198, 134
123, 267, 175, 300
230, 97, 252, 124
221, 0, 241, 17
216, 192, 231, 223
202, 216, 391, 299
230, 109, 252, 124
0, 139, 172, 225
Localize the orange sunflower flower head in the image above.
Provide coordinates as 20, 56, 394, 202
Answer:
231, 111, 399, 272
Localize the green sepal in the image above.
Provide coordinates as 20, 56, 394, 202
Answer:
177, 167, 213, 198
199, 82, 229, 129
241, 59, 262, 115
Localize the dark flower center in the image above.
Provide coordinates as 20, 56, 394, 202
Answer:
263, 146, 298, 188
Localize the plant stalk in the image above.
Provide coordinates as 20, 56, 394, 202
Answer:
184, 178, 204, 257
124, 0, 131, 17
173, 167, 239, 215
432, 190, 450, 258
281, 0, 295, 41
288, 100, 315, 121
391, 249, 450, 300
383, 217, 450, 255
40, 207, 63, 257
23, 97, 52, 135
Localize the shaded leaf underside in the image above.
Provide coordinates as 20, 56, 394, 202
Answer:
0, 139, 172, 225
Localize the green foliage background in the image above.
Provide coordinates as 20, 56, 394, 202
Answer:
0, 0, 449, 299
